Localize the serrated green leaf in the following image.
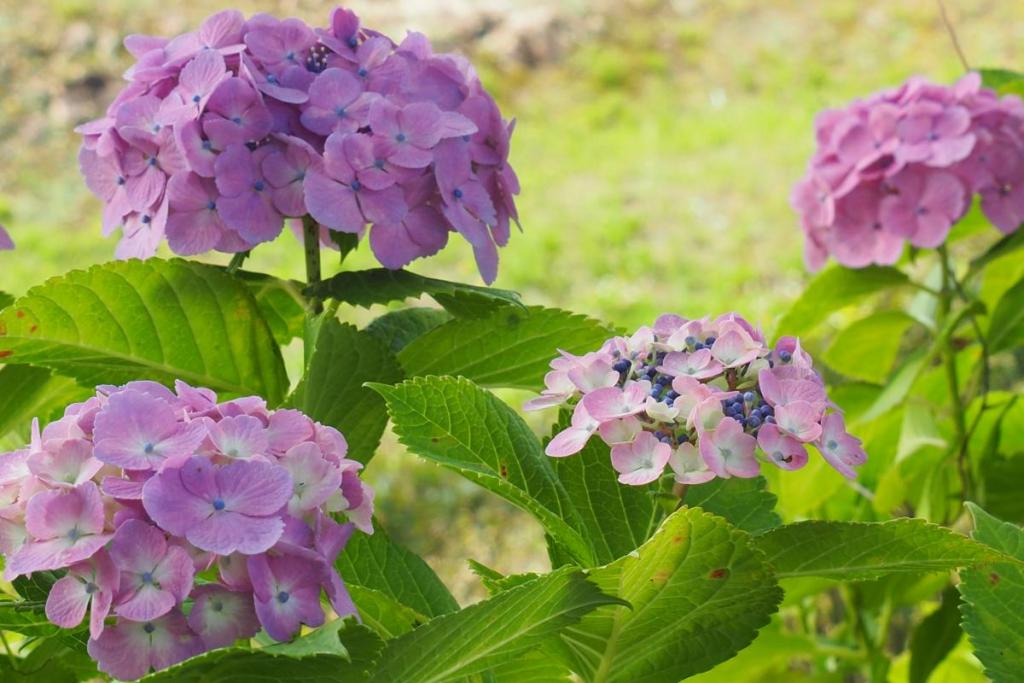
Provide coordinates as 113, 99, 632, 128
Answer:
369, 376, 594, 565
234, 271, 306, 346
399, 306, 616, 391
908, 587, 962, 683
0, 259, 288, 403
347, 585, 427, 638
823, 311, 916, 384
776, 265, 910, 337
288, 320, 403, 462
978, 68, 1024, 93
307, 269, 523, 316
559, 507, 782, 682
140, 618, 382, 683
755, 518, 1012, 580
988, 275, 1024, 353
958, 503, 1024, 683
0, 365, 91, 438
364, 308, 451, 354
548, 416, 657, 565
337, 522, 459, 619
367, 568, 623, 683
684, 476, 781, 535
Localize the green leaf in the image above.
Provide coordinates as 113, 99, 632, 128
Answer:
364, 308, 451, 354
347, 585, 427, 638
366, 568, 623, 683
897, 402, 947, 460
140, 618, 383, 682
776, 265, 910, 337
482, 652, 575, 682
978, 68, 1024, 93
0, 259, 288, 403
958, 503, 1024, 683
368, 376, 594, 566
337, 521, 460, 619
307, 269, 523, 315
684, 476, 781, 535
560, 507, 782, 682
822, 311, 917, 384
398, 307, 616, 391
858, 350, 929, 423
0, 365, 91, 437
981, 455, 1024, 524
288, 320, 403, 462
988, 275, 1024, 353
0, 291, 12, 311
548, 416, 657, 565
754, 518, 1013, 581
908, 587, 962, 683
234, 271, 306, 346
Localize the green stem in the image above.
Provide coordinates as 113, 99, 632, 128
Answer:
303, 217, 323, 315
937, 246, 971, 504
226, 250, 250, 274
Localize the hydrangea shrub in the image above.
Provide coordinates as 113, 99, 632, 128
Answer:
77, 7, 519, 282
0, 381, 371, 680
0, 6, 1021, 682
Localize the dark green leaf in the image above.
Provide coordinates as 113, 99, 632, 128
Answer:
140, 618, 383, 682
367, 568, 623, 683
330, 231, 360, 263
978, 68, 1024, 93
399, 307, 616, 391
549, 416, 657, 565
337, 521, 459, 619
755, 518, 1014, 580
233, 271, 306, 346
685, 476, 781, 535
559, 507, 782, 682
307, 269, 523, 315
0, 365, 91, 437
988, 275, 1024, 353
288, 320, 403, 463
368, 376, 594, 566
347, 585, 427, 638
822, 311, 917, 384
776, 265, 909, 337
981, 455, 1024, 524
958, 503, 1024, 683
364, 308, 451, 354
0, 259, 288, 403
0, 291, 12, 311
908, 587, 962, 683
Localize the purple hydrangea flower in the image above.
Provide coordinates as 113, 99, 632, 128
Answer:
77, 7, 519, 283
0, 382, 374, 678
793, 73, 1024, 269
529, 313, 866, 486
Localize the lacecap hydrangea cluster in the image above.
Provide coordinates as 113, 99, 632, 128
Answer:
792, 73, 1024, 270
77, 6, 519, 283
0, 381, 373, 681
525, 313, 866, 486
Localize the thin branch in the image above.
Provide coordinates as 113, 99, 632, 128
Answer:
937, 0, 971, 72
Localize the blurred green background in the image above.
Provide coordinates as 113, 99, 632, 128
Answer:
1, 0, 1022, 610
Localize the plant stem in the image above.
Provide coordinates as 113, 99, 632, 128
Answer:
937, 246, 971, 504
303, 216, 323, 315
226, 250, 250, 274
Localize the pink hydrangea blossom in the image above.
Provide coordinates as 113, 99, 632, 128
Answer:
0, 223, 13, 250
0, 382, 373, 679
77, 6, 519, 283
792, 73, 1024, 269
528, 313, 866, 486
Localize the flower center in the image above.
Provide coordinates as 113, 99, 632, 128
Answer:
453, 188, 464, 200
84, 582, 98, 595
212, 498, 226, 511
395, 133, 407, 143
192, 94, 202, 103
67, 527, 82, 542
277, 591, 290, 604
143, 442, 155, 454
350, 180, 362, 192
357, 67, 368, 78
335, 106, 348, 118
827, 440, 839, 450
143, 622, 156, 634
253, 181, 265, 192
211, 600, 223, 612
141, 571, 154, 585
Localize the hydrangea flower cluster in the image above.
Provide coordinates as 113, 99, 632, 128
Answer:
77, 7, 519, 283
792, 73, 1024, 270
0, 381, 373, 681
525, 313, 866, 486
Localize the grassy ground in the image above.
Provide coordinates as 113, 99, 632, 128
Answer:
1, 0, 1023, 602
